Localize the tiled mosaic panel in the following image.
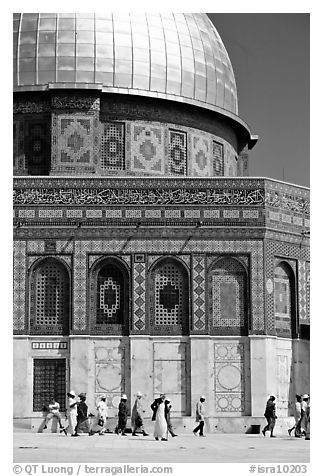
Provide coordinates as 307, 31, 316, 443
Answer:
274, 263, 292, 337
192, 135, 211, 176
192, 255, 206, 331
56, 115, 96, 166
71, 240, 264, 333
101, 122, 125, 171
264, 240, 309, 333
153, 342, 187, 415
306, 261, 310, 322
169, 130, 187, 175
213, 141, 224, 176
26, 122, 50, 175
13, 120, 25, 172
276, 354, 292, 416
214, 342, 245, 413
13, 241, 27, 331
27, 241, 45, 253
298, 260, 307, 322
95, 343, 125, 409
207, 256, 248, 333
97, 266, 123, 325
153, 261, 186, 326
133, 261, 146, 331
131, 124, 164, 174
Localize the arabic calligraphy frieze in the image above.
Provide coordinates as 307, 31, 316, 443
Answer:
13, 187, 265, 207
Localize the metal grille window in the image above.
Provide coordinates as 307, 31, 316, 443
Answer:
30, 259, 70, 334
96, 264, 124, 325
33, 359, 66, 412
213, 141, 224, 176
101, 122, 125, 170
149, 258, 189, 334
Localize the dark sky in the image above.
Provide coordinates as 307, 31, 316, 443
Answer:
208, 13, 310, 187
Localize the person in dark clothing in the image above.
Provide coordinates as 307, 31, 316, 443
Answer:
166, 400, 177, 437
72, 393, 91, 437
151, 393, 171, 440
262, 395, 277, 437
116, 394, 129, 436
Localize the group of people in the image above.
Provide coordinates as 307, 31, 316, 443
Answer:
41, 391, 207, 439
262, 393, 310, 439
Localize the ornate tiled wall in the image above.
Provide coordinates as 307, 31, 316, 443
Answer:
13, 120, 26, 174
13, 241, 27, 331
298, 260, 310, 323
133, 260, 147, 332
14, 93, 240, 177
214, 342, 246, 414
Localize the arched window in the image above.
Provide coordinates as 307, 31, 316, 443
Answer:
149, 257, 189, 335
274, 261, 296, 337
208, 257, 248, 335
90, 258, 129, 335
30, 258, 70, 335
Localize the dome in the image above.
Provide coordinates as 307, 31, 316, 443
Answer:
13, 13, 238, 115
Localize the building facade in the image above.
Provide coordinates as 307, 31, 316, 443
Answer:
13, 13, 310, 431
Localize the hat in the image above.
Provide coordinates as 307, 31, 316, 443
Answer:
68, 390, 76, 397
100, 395, 106, 400
200, 395, 205, 399
302, 394, 309, 399
160, 392, 166, 397
121, 394, 127, 400
136, 391, 142, 397
78, 392, 86, 398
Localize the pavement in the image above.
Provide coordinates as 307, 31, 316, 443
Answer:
13, 430, 310, 464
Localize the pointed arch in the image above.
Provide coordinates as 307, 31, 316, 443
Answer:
274, 260, 296, 337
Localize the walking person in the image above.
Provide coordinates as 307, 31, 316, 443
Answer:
42, 398, 66, 434
116, 394, 129, 436
288, 395, 302, 437
262, 395, 277, 437
96, 395, 109, 435
73, 393, 91, 437
131, 391, 149, 436
166, 400, 178, 437
193, 395, 206, 437
300, 394, 310, 437
151, 393, 169, 441
66, 390, 78, 436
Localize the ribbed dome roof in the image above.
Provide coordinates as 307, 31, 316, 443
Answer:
13, 13, 238, 115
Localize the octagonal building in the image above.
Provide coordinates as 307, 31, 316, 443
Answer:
13, 13, 310, 433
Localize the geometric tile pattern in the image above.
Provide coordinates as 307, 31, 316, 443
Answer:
98, 276, 121, 320
298, 260, 307, 322
132, 124, 164, 174
192, 255, 206, 331
169, 130, 187, 175
133, 261, 146, 331
153, 341, 187, 415
27, 241, 45, 253
58, 116, 94, 165
13, 240, 26, 331
274, 262, 292, 337
73, 241, 87, 331
192, 135, 210, 176
214, 342, 245, 413
95, 343, 126, 410
213, 141, 224, 176
101, 122, 125, 171
306, 261, 310, 322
